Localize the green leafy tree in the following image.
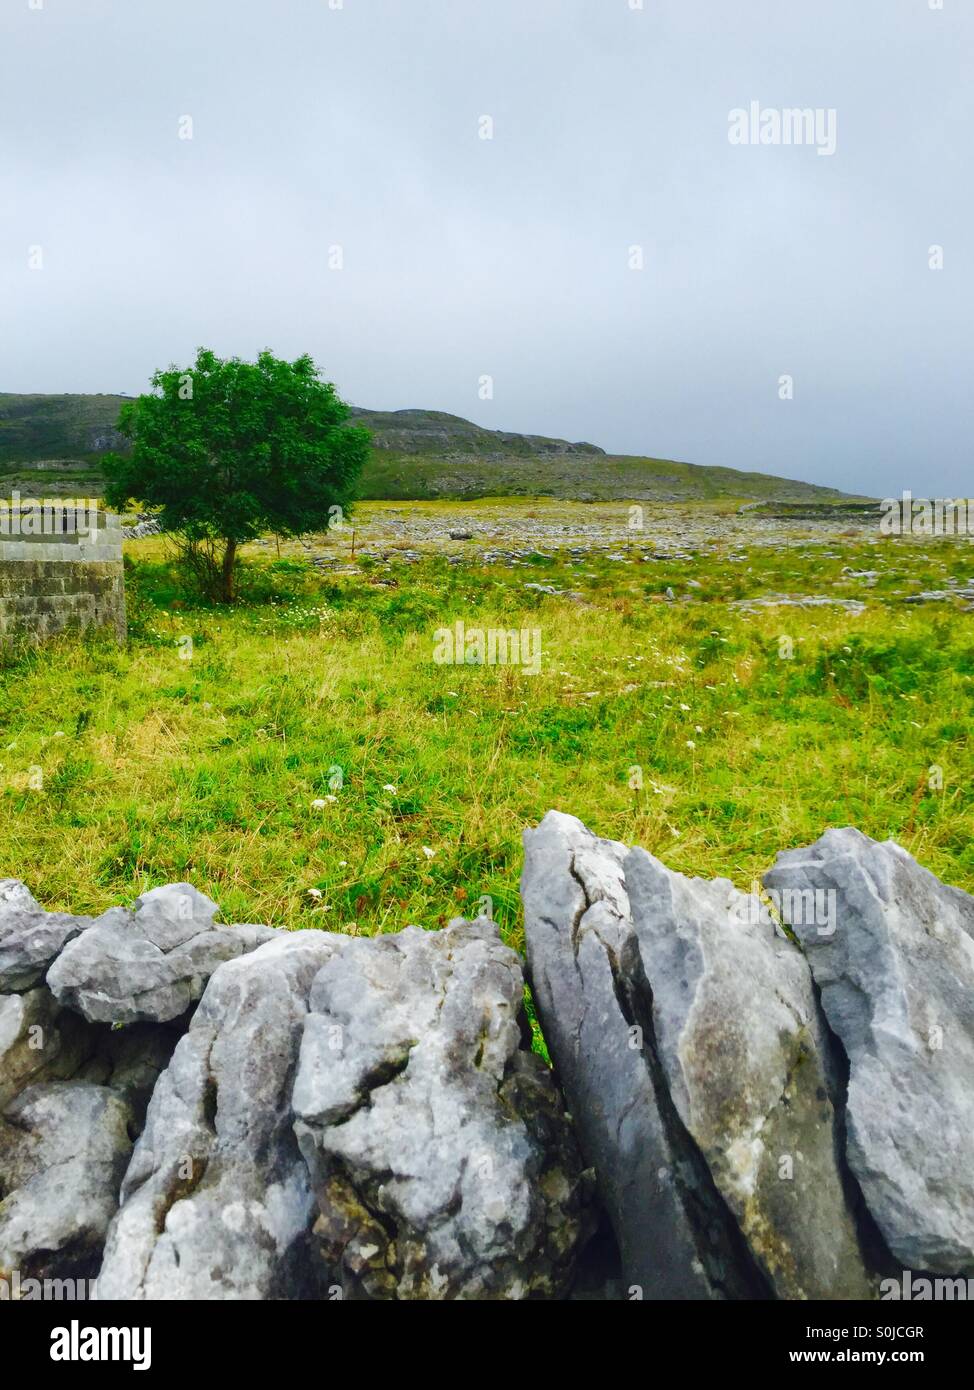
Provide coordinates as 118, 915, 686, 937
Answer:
103, 348, 370, 601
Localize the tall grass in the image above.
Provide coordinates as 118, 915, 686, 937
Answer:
1, 508, 971, 963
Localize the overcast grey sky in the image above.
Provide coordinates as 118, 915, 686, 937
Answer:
1, 0, 970, 494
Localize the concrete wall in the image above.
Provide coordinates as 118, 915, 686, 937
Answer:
0, 508, 126, 645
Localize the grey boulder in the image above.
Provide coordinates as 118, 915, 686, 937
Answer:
521, 811, 759, 1298
96, 930, 338, 1300
522, 812, 874, 1298
47, 883, 280, 1024
764, 827, 974, 1274
293, 916, 590, 1299
0, 1081, 134, 1281
624, 846, 872, 1298
0, 879, 94, 993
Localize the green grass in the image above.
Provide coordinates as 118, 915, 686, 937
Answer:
1, 503, 972, 968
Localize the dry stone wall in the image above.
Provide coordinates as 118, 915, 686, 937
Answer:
1, 821, 972, 1300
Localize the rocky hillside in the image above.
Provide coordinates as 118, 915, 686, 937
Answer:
0, 392, 861, 504
352, 406, 862, 502
346, 406, 605, 458
0, 393, 128, 462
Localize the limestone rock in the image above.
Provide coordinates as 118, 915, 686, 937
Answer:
0, 1081, 134, 1281
0, 986, 93, 1110
0, 879, 94, 993
521, 811, 758, 1298
293, 917, 590, 1299
47, 883, 279, 1025
522, 812, 873, 1298
624, 847, 872, 1298
96, 930, 338, 1300
764, 828, 974, 1274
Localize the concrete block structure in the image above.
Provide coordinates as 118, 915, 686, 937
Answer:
0, 500, 126, 646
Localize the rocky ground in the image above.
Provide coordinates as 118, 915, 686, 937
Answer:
242, 500, 974, 611
260, 500, 879, 571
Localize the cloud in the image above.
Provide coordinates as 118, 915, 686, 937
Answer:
1, 0, 970, 494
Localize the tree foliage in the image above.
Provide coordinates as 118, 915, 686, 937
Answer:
103, 348, 370, 600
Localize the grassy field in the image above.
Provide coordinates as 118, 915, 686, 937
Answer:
1, 500, 972, 973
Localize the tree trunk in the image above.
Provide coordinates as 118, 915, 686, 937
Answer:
220, 537, 238, 602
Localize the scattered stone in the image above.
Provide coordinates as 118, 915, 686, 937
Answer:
522, 582, 583, 600
121, 514, 162, 540
732, 594, 866, 615
904, 589, 974, 607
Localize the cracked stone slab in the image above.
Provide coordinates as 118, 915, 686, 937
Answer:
624, 846, 872, 1298
293, 916, 590, 1299
0, 879, 95, 993
0, 1080, 134, 1282
522, 811, 873, 1299
522, 811, 758, 1298
47, 883, 281, 1025
96, 930, 338, 1300
764, 827, 974, 1274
